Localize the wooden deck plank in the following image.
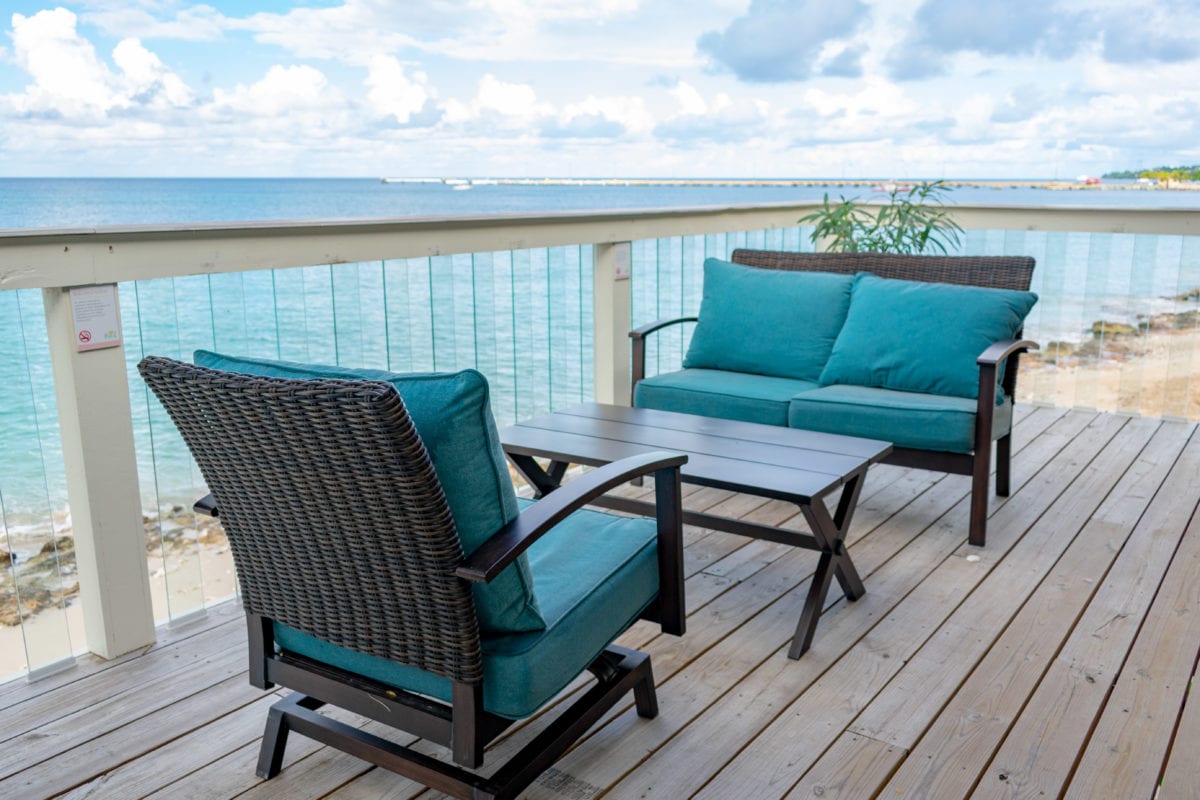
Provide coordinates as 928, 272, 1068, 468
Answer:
663, 412, 1122, 800
877, 418, 1184, 798
1, 673, 268, 798
0, 645, 249, 780
514, 411, 1094, 800
783, 733, 901, 800
975, 426, 1200, 800
1159, 664, 1200, 798
56, 693, 282, 800
0, 614, 247, 748
0, 598, 245, 714
1062, 473, 1200, 799
857, 414, 1158, 747
15, 405, 1200, 800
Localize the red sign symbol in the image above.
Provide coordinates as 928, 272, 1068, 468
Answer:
78, 329, 92, 344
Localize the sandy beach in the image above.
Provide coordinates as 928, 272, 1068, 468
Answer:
1, 508, 236, 678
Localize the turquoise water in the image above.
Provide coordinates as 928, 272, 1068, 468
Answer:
5, 178, 1200, 230
2, 178, 1199, 523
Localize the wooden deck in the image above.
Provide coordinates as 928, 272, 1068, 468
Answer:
2, 406, 1199, 799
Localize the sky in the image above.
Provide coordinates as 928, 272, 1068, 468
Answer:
1, 0, 1198, 178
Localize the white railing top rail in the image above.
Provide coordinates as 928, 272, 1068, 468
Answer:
2, 202, 1199, 290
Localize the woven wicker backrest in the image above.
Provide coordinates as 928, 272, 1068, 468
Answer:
729, 250, 1036, 291
138, 356, 483, 684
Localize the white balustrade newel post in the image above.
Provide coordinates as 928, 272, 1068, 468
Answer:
42, 285, 156, 660
592, 241, 633, 406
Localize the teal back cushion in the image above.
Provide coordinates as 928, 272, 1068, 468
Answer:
818, 274, 1038, 399
683, 258, 855, 381
192, 350, 545, 634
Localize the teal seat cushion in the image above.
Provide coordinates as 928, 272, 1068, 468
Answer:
819, 274, 1037, 400
192, 350, 543, 635
788, 384, 1014, 453
634, 368, 819, 427
274, 501, 659, 719
683, 258, 854, 381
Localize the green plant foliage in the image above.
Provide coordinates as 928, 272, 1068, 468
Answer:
799, 180, 963, 254
1102, 165, 1200, 181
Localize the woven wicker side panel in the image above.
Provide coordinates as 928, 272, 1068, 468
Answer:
138, 356, 482, 684
730, 249, 1036, 291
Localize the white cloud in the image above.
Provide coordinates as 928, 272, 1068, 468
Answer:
9, 8, 115, 116
672, 82, 708, 116
1, 0, 1199, 177
477, 75, 540, 117
82, 5, 226, 41
561, 95, 654, 135
4, 9, 192, 120
209, 64, 333, 118
481, 0, 640, 20
444, 74, 555, 128
113, 38, 194, 108
365, 55, 433, 123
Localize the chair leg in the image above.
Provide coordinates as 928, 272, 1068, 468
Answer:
257, 692, 323, 779
969, 446, 991, 547
632, 659, 659, 719
256, 702, 291, 779
256, 647, 657, 800
995, 434, 1012, 497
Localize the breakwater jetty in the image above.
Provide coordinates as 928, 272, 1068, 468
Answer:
382, 177, 1196, 191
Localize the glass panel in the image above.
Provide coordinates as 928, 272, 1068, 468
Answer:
1162, 236, 1200, 419
125, 277, 212, 623
0, 290, 76, 679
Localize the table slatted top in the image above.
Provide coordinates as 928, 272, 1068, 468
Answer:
501, 403, 892, 503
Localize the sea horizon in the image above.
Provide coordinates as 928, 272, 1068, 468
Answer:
5, 175, 1200, 231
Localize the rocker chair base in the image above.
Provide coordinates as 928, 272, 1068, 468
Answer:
257, 645, 658, 800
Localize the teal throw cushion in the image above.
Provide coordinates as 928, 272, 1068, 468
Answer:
192, 350, 544, 635
818, 274, 1037, 400
683, 258, 854, 381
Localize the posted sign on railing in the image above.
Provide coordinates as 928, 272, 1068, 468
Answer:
70, 284, 122, 352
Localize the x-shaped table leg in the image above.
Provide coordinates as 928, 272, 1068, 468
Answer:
789, 472, 867, 659
507, 454, 569, 498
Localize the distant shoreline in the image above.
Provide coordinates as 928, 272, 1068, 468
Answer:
381, 177, 1200, 191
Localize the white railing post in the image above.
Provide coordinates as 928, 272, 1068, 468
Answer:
42, 286, 156, 659
593, 242, 632, 405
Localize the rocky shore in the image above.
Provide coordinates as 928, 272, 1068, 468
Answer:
1, 505, 228, 628
1020, 302, 1200, 418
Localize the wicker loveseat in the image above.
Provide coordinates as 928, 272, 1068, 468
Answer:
630, 250, 1039, 547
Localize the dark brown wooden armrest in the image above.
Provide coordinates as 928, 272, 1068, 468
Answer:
977, 338, 1039, 405
629, 316, 698, 340
194, 493, 218, 517
977, 338, 1039, 367
629, 316, 699, 404
456, 451, 688, 584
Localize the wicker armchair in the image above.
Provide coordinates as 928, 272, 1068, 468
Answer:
630, 250, 1038, 547
139, 356, 686, 800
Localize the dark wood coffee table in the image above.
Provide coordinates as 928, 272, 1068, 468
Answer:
499, 403, 892, 657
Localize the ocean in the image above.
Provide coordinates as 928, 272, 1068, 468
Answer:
5, 178, 1200, 230
2, 177, 1199, 525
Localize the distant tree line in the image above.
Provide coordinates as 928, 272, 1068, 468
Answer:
1103, 166, 1200, 181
